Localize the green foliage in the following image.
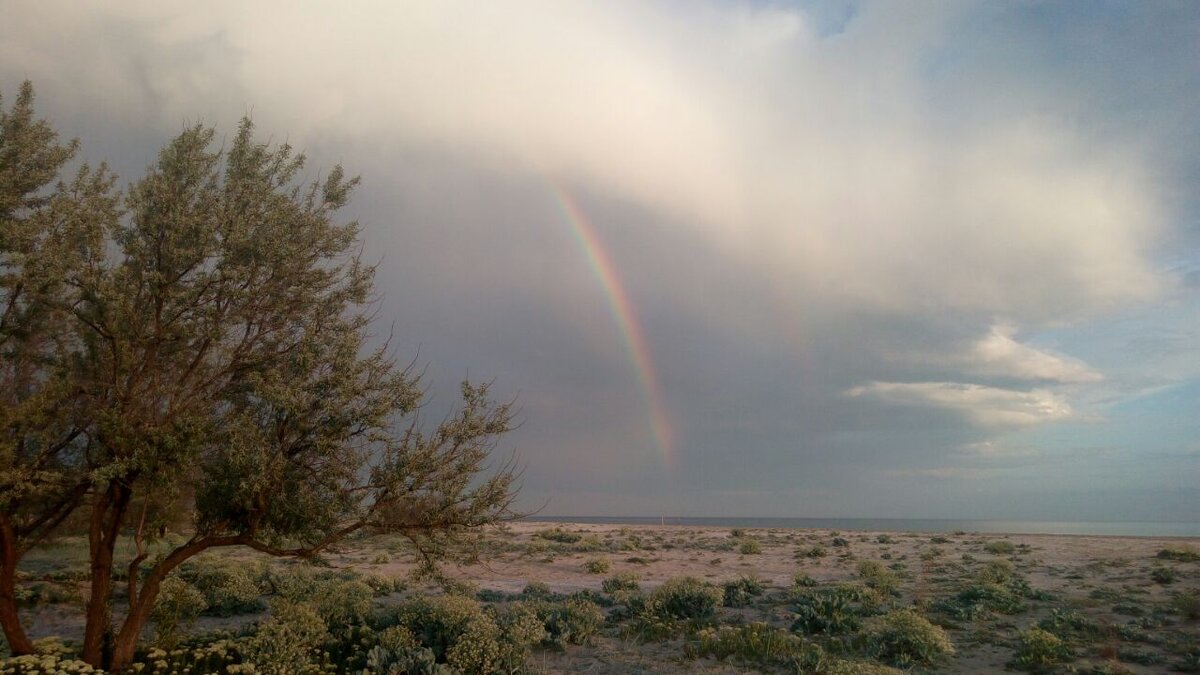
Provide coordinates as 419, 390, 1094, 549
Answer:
983, 540, 1016, 555
791, 585, 883, 635
0, 83, 521, 672
1151, 566, 1178, 584
860, 608, 955, 667
977, 558, 1015, 585
582, 557, 611, 574
151, 577, 208, 649
387, 594, 541, 674
831, 537, 850, 548
933, 580, 1029, 621
649, 577, 723, 621
805, 546, 828, 558
738, 539, 763, 555
722, 575, 765, 607
1173, 590, 1200, 620
793, 572, 817, 588
689, 622, 820, 668
601, 572, 640, 595
533, 528, 580, 544
534, 598, 604, 648
180, 559, 264, 617
1157, 546, 1200, 562
243, 600, 331, 674
0, 655, 99, 674
1008, 627, 1073, 672
856, 561, 899, 595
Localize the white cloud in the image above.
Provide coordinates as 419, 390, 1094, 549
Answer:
956, 440, 1040, 459
845, 381, 1073, 427
964, 323, 1103, 383
0, 0, 1169, 324
886, 467, 995, 480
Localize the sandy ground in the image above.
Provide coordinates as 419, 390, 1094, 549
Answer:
15, 521, 1200, 673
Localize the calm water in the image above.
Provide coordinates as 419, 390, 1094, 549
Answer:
525, 515, 1200, 537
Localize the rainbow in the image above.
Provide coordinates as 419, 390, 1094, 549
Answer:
550, 185, 675, 467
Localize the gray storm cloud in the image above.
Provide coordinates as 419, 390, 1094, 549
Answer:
2, 1, 1196, 519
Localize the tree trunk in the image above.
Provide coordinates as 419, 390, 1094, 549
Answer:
82, 483, 130, 668
109, 538, 211, 672
0, 520, 34, 656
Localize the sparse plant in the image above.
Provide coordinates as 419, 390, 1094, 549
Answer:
984, 540, 1017, 555
602, 572, 641, 594
583, 557, 611, 574
1151, 566, 1177, 584
739, 539, 763, 555
723, 575, 765, 607
1009, 626, 1073, 671
1157, 546, 1200, 562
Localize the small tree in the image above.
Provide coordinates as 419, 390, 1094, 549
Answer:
0, 83, 520, 671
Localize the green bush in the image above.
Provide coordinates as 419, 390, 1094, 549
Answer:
977, 558, 1015, 585
0, 655, 99, 674
243, 600, 331, 674
722, 575, 765, 607
1009, 627, 1072, 671
856, 561, 899, 595
601, 572, 640, 594
583, 557, 611, 574
533, 528, 581, 544
1157, 546, 1200, 562
860, 608, 955, 667
650, 577, 722, 621
1173, 590, 1200, 620
805, 546, 827, 558
151, 576, 209, 649
738, 539, 763, 555
792, 585, 883, 635
983, 540, 1016, 555
793, 572, 817, 588
181, 558, 265, 617
1151, 566, 1177, 584
389, 594, 541, 674
535, 598, 604, 647
690, 622, 818, 667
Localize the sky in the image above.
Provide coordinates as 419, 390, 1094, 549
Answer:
3, 0, 1198, 521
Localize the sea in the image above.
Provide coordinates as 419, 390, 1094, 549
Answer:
524, 515, 1200, 538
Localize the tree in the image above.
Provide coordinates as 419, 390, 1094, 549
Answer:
0, 83, 520, 672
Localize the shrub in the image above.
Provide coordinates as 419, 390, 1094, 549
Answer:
857, 561, 899, 595
730, 528, 746, 538
370, 553, 391, 565
521, 581, 553, 600
651, 577, 722, 621
722, 575, 765, 607
739, 539, 763, 555
243, 600, 330, 674
876, 535, 894, 544
181, 558, 265, 616
831, 537, 850, 548
1157, 546, 1200, 562
860, 608, 955, 667
1009, 627, 1072, 671
536, 598, 604, 647
690, 622, 818, 667
389, 594, 541, 674
1037, 608, 1101, 641
1173, 590, 1200, 620
793, 572, 817, 588
805, 546, 828, 558
978, 558, 1015, 585
983, 540, 1016, 555
602, 572, 640, 594
934, 581, 1027, 620
583, 557, 611, 574
1151, 566, 1177, 584
792, 585, 882, 635
0, 655, 100, 674
534, 528, 581, 544
150, 576, 208, 648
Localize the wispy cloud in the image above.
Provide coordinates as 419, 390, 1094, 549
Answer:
845, 381, 1073, 427
963, 323, 1102, 383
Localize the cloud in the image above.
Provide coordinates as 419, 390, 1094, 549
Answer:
845, 381, 1073, 427
0, 0, 1172, 325
886, 467, 995, 480
955, 440, 1040, 460
963, 323, 1103, 383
